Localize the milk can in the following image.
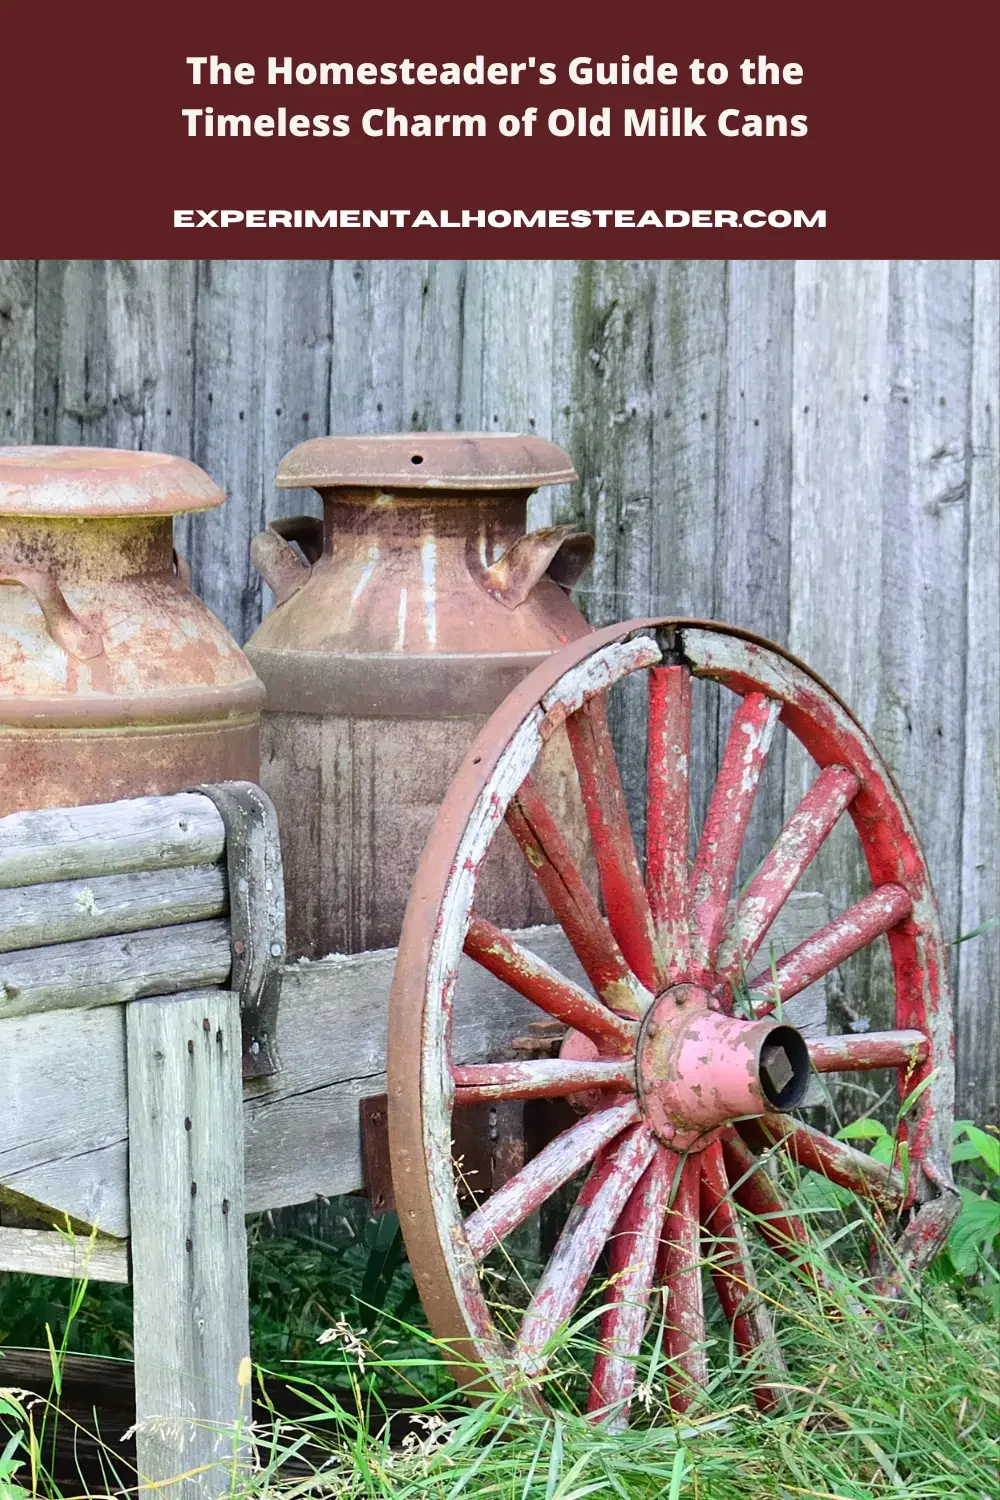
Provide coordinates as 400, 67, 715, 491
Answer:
246, 433, 595, 957
0, 447, 264, 815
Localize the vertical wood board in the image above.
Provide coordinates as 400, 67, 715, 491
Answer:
127, 989, 250, 1496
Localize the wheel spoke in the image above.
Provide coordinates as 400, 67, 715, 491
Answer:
700, 1141, 785, 1410
464, 1098, 642, 1261
752, 1116, 906, 1216
717, 765, 860, 981
720, 1128, 818, 1271
660, 1154, 707, 1410
808, 1030, 929, 1073
748, 884, 913, 1013
646, 665, 693, 981
690, 693, 781, 971
507, 777, 651, 1017
565, 694, 666, 993
464, 915, 637, 1051
516, 1125, 658, 1377
452, 1057, 634, 1105
588, 1146, 677, 1426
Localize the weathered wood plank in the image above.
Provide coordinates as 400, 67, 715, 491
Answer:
190, 261, 268, 642
877, 261, 972, 954
402, 260, 467, 432
253, 262, 334, 616
33, 262, 111, 447
0, 902, 827, 1233
0, 919, 231, 1020
0, 793, 226, 890
128, 989, 250, 1495
959, 260, 1000, 1126
786, 262, 894, 1051
0, 1002, 129, 1236
0, 261, 36, 443
0, 862, 227, 953
0, 1227, 128, 1282
650, 261, 729, 847
330, 260, 423, 433
467, 260, 557, 441
563, 263, 659, 862
105, 261, 198, 457
715, 261, 795, 882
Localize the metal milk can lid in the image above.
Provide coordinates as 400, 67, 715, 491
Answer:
275, 433, 578, 492
0, 446, 225, 517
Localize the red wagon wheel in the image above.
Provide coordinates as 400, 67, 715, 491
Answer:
387, 619, 958, 1426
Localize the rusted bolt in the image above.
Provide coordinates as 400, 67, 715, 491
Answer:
190, 1181, 198, 1197
222, 1199, 230, 1216
185, 1238, 193, 1252
202, 1017, 211, 1032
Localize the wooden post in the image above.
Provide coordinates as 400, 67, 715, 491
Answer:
127, 989, 250, 1497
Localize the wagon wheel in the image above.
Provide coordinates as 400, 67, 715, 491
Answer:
387, 619, 958, 1426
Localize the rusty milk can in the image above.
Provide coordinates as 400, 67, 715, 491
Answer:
245, 433, 595, 957
0, 446, 265, 815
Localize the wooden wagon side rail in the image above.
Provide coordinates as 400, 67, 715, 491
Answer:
0, 793, 227, 889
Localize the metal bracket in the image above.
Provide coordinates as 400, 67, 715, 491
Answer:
360, 1092, 507, 1217
196, 781, 286, 1079
359, 1095, 395, 1214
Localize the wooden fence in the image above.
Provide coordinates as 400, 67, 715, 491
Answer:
0, 259, 996, 1123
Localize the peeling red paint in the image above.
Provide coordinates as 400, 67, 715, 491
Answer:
566, 693, 666, 993
389, 618, 953, 1429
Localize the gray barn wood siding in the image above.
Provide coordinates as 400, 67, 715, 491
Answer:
0, 259, 997, 1124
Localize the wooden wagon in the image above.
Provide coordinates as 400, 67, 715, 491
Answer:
0, 619, 959, 1492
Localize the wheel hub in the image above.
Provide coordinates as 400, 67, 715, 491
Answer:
635, 983, 810, 1150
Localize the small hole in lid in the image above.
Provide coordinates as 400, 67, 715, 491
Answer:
410, 453, 424, 464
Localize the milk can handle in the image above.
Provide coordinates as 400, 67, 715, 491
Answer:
0, 566, 104, 660
473, 524, 595, 610
250, 515, 325, 606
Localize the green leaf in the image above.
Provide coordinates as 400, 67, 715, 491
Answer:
837, 1118, 889, 1140
668, 1448, 689, 1500
961, 1125, 1000, 1177
871, 1137, 908, 1169
897, 1069, 938, 1118
947, 1189, 1000, 1276
949, 915, 999, 946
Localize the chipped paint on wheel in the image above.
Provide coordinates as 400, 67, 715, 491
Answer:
716, 764, 860, 980
388, 616, 955, 1425
689, 694, 781, 972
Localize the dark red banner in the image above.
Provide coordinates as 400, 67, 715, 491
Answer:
1, 0, 995, 258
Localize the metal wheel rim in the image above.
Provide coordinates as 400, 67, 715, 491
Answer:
387, 618, 957, 1422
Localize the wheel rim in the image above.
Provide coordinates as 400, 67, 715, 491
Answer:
387, 619, 958, 1425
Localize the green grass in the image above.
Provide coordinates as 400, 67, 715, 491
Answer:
1, 1162, 997, 1499
1, 1111, 997, 1497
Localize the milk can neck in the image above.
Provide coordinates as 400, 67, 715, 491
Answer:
319, 488, 533, 549
0, 514, 175, 584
